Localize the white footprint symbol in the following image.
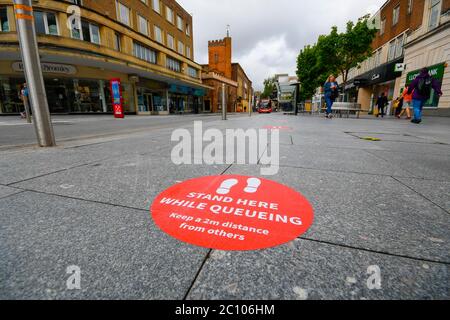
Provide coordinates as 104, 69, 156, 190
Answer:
244, 178, 261, 194
216, 179, 239, 195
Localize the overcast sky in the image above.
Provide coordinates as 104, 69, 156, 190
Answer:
177, 0, 386, 90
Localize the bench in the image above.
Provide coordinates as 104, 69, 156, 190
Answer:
321, 102, 363, 118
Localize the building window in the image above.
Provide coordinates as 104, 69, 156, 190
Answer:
71, 20, 100, 44
380, 18, 386, 35
166, 57, 181, 72
393, 5, 400, 25
429, 0, 441, 30
167, 34, 174, 50
34, 11, 59, 36
177, 15, 183, 31
407, 0, 413, 14
186, 46, 191, 59
140, 0, 148, 5
68, 0, 83, 5
166, 6, 173, 24
0, 7, 9, 32
117, 2, 130, 26
186, 24, 191, 36
114, 33, 121, 51
188, 66, 198, 78
178, 40, 184, 55
388, 40, 396, 61
138, 15, 148, 36
154, 25, 163, 43
152, 0, 160, 14
133, 42, 157, 64
395, 34, 405, 58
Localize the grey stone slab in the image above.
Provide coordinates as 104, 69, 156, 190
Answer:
276, 144, 410, 177
395, 177, 450, 212
0, 185, 22, 199
12, 153, 228, 211
0, 191, 207, 299
367, 150, 450, 181
370, 141, 450, 156
225, 165, 450, 262
187, 239, 449, 300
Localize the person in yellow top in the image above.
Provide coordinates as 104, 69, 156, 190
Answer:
398, 84, 412, 119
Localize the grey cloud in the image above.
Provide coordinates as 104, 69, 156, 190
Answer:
178, 0, 385, 89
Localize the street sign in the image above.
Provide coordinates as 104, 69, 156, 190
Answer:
110, 78, 124, 119
151, 175, 314, 251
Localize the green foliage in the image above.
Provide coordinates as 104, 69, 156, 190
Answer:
261, 76, 276, 99
296, 14, 377, 101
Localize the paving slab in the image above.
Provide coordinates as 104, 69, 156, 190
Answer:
367, 150, 450, 181
0, 191, 207, 299
225, 165, 450, 262
0, 185, 23, 199
276, 144, 411, 177
12, 153, 229, 210
395, 177, 450, 212
187, 239, 449, 300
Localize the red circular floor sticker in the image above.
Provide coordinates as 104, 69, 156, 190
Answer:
151, 175, 314, 251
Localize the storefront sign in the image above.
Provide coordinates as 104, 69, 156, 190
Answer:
12, 62, 77, 75
110, 78, 124, 118
406, 63, 445, 108
169, 84, 205, 97
151, 175, 314, 251
394, 63, 406, 72
405, 63, 445, 85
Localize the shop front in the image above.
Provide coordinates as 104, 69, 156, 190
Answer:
136, 79, 169, 115
0, 61, 135, 115
353, 57, 404, 113
168, 84, 205, 114
405, 62, 446, 109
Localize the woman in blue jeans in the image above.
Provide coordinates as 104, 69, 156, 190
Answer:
324, 75, 339, 119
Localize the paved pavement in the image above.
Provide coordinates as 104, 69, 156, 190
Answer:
0, 113, 449, 299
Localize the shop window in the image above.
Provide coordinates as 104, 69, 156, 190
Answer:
178, 40, 184, 55
34, 11, 59, 35
167, 57, 181, 72
116, 1, 130, 26
188, 66, 198, 78
152, 0, 160, 14
138, 15, 148, 36
429, 0, 441, 30
166, 6, 174, 24
177, 15, 183, 31
392, 5, 400, 26
0, 7, 9, 32
133, 41, 157, 64
154, 25, 163, 43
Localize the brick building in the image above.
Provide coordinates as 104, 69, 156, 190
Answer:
0, 0, 207, 115
339, 0, 449, 115
202, 36, 253, 113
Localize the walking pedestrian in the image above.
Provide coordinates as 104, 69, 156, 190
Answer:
407, 67, 443, 124
398, 84, 412, 119
394, 96, 403, 118
323, 75, 339, 119
376, 92, 388, 118
20, 83, 31, 122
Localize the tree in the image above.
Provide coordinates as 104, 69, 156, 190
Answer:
317, 14, 378, 85
261, 76, 276, 99
296, 45, 328, 101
